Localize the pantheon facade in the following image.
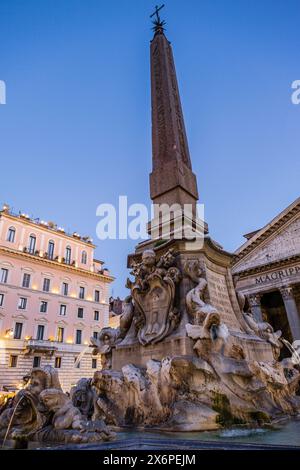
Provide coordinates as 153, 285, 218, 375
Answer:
232, 197, 300, 346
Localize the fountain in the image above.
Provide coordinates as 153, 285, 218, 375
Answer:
1, 11, 300, 449
0, 365, 115, 447
81, 10, 300, 432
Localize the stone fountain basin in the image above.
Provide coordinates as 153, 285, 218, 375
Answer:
2, 418, 300, 450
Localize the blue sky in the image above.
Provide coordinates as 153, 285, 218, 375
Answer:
0, 0, 299, 297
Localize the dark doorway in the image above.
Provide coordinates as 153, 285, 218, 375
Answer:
261, 290, 292, 359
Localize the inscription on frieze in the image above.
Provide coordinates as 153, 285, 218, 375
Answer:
255, 265, 300, 285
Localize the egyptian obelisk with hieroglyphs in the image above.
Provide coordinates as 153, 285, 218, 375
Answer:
111, 8, 275, 369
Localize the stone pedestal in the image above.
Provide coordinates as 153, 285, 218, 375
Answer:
112, 335, 194, 370
112, 236, 275, 370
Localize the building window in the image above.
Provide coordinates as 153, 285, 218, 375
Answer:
36, 325, 45, 340
14, 322, 23, 339
40, 301, 48, 313
65, 246, 71, 265
18, 297, 27, 310
92, 358, 97, 369
94, 290, 100, 302
28, 235, 36, 254
33, 356, 41, 368
59, 304, 67, 316
57, 327, 64, 343
78, 307, 84, 319
9, 355, 18, 368
55, 357, 62, 369
0, 268, 8, 284
62, 282, 68, 296
81, 251, 87, 264
7, 227, 16, 243
43, 278, 50, 292
93, 331, 98, 339
74, 357, 80, 368
22, 273, 31, 288
48, 240, 55, 260
75, 329, 82, 345
79, 286, 85, 299
0, 293, 4, 307
94, 310, 99, 321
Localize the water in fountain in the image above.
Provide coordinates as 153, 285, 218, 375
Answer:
281, 338, 300, 364
1, 395, 24, 448
74, 345, 90, 369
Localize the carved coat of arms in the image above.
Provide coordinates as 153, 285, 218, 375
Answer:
128, 249, 181, 345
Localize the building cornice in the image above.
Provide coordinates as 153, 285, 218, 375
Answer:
232, 254, 300, 280
0, 246, 114, 283
0, 212, 96, 248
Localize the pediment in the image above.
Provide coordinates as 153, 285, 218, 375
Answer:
34, 316, 49, 323
92, 324, 102, 330
55, 319, 68, 326
233, 214, 300, 273
73, 321, 86, 329
12, 313, 28, 320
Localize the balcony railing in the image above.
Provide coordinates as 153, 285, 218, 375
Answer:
24, 339, 58, 356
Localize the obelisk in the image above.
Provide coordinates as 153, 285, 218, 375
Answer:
149, 13, 199, 212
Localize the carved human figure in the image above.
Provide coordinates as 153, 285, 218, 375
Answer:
184, 259, 219, 326
243, 311, 282, 359
119, 296, 134, 339
40, 389, 84, 431
25, 365, 62, 398
90, 328, 119, 369
70, 378, 95, 419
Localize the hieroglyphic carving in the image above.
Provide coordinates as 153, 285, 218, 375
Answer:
166, 43, 190, 167
152, 43, 167, 164
205, 268, 241, 331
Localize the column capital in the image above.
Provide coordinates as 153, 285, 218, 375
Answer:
280, 286, 294, 300
247, 293, 261, 307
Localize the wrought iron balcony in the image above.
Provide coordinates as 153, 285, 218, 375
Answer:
24, 339, 58, 356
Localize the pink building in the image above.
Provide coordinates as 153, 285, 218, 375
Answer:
0, 204, 113, 391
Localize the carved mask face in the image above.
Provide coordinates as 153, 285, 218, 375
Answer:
195, 265, 202, 277
103, 334, 110, 345
26, 376, 45, 397
142, 250, 156, 268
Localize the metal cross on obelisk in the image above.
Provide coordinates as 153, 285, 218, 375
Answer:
150, 4, 166, 33
150, 4, 165, 23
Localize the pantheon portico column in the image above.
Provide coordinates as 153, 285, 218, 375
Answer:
248, 294, 263, 322
280, 286, 300, 341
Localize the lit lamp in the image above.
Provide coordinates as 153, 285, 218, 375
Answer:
5, 328, 14, 338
